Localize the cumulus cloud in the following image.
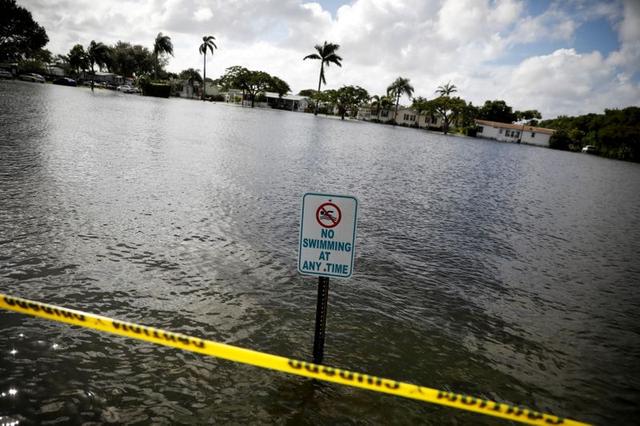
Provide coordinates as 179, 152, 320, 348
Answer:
20, 0, 640, 118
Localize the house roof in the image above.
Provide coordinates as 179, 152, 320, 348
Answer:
475, 119, 555, 135
264, 92, 308, 101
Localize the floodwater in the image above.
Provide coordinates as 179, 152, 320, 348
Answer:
1, 80, 639, 425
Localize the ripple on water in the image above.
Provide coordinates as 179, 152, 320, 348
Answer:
1, 82, 640, 424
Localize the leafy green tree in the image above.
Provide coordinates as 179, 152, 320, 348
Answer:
298, 89, 316, 97
436, 82, 457, 97
0, 0, 48, 61
429, 96, 467, 134
314, 90, 337, 115
68, 44, 88, 76
478, 100, 517, 123
87, 40, 110, 91
219, 66, 273, 107
153, 32, 173, 79
303, 41, 343, 115
459, 102, 480, 135
549, 129, 572, 151
515, 109, 542, 125
411, 96, 432, 127
245, 71, 272, 107
332, 85, 369, 120
542, 106, 640, 161
199, 35, 217, 100
372, 95, 393, 120
387, 77, 414, 121
178, 68, 202, 97
269, 76, 291, 98
110, 41, 136, 77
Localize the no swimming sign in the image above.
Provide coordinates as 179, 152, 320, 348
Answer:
298, 193, 358, 279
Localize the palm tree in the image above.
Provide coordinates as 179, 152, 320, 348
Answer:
387, 77, 414, 121
199, 35, 217, 100
153, 32, 173, 80
303, 41, 343, 115
436, 81, 457, 97
370, 94, 393, 120
87, 40, 109, 91
411, 96, 431, 128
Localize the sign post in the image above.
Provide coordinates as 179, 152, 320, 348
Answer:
299, 193, 358, 364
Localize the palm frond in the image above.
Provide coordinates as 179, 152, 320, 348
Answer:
304, 53, 321, 61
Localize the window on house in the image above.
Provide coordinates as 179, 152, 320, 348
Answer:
381, 110, 388, 117
431, 116, 437, 124
478, 126, 484, 133
515, 131, 520, 137
531, 132, 535, 138
505, 130, 511, 137
499, 128, 503, 134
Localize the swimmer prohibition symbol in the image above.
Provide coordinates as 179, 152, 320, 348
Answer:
316, 202, 341, 228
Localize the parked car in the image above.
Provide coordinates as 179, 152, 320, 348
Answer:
19, 73, 45, 83
117, 85, 139, 94
53, 77, 77, 87
0, 69, 13, 79
581, 145, 598, 154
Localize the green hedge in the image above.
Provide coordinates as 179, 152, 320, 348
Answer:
142, 83, 170, 98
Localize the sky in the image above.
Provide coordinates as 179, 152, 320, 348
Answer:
21, 0, 640, 118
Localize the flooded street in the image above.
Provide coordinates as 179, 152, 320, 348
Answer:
1, 81, 639, 424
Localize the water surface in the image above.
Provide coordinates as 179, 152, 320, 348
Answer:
1, 81, 639, 424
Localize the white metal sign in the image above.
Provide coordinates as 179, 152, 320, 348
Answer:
298, 193, 358, 278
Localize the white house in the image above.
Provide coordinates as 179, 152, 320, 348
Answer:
395, 108, 419, 126
358, 106, 443, 128
264, 92, 309, 112
475, 119, 555, 147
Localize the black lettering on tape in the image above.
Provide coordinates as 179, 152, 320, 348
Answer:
506, 406, 525, 416
339, 371, 354, 381
437, 391, 458, 402
545, 417, 565, 425
322, 367, 336, 377
163, 332, 177, 342
528, 411, 544, 420
384, 381, 400, 390
305, 363, 320, 374
4, 297, 15, 306
461, 395, 476, 405
288, 360, 302, 369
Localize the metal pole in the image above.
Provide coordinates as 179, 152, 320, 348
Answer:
312, 276, 330, 364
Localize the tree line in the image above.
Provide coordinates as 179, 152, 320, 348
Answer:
542, 107, 640, 162
3, 0, 637, 161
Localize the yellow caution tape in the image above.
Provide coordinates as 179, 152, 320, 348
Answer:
0, 293, 589, 426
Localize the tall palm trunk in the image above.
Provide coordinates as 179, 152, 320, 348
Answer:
394, 93, 400, 122
315, 62, 323, 116
90, 61, 95, 92
202, 52, 206, 101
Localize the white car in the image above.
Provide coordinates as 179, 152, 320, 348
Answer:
117, 85, 139, 94
0, 69, 13, 79
19, 73, 45, 83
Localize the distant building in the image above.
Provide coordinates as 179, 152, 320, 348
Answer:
45, 64, 65, 77
79, 71, 124, 85
358, 106, 443, 128
264, 92, 309, 112
475, 119, 555, 147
